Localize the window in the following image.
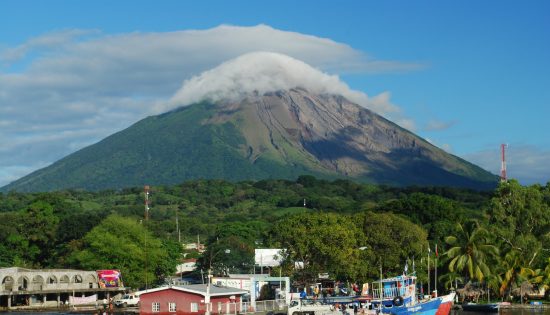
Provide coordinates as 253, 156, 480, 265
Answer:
152, 302, 160, 312
190, 302, 198, 312
169, 302, 176, 312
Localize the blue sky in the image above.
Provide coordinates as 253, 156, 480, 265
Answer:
1, 0, 549, 186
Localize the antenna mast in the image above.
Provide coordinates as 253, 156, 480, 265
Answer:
500, 144, 507, 182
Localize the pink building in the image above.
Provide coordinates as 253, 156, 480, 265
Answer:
140, 284, 247, 315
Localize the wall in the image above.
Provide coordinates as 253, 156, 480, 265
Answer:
140, 289, 241, 315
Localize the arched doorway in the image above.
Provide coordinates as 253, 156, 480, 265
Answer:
2, 276, 14, 291
48, 275, 58, 284
86, 274, 97, 288
17, 276, 29, 291
60, 275, 70, 285
32, 275, 44, 291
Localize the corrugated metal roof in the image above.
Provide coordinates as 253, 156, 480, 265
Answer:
140, 284, 248, 297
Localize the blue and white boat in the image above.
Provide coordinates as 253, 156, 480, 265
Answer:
287, 274, 452, 315
360, 274, 446, 315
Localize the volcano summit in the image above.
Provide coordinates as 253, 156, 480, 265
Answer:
2, 53, 497, 192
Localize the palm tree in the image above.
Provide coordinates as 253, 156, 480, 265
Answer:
439, 271, 464, 291
484, 273, 502, 300
542, 258, 550, 288
444, 220, 499, 283
499, 250, 525, 298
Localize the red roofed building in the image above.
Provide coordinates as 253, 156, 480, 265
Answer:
139, 284, 247, 315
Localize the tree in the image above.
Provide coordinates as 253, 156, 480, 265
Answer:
15, 201, 60, 266
196, 222, 263, 276
438, 271, 464, 291
487, 180, 550, 268
358, 211, 429, 280
269, 212, 362, 284
444, 220, 498, 283
496, 250, 549, 301
68, 215, 177, 289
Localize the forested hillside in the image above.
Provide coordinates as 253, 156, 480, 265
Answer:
1, 176, 549, 301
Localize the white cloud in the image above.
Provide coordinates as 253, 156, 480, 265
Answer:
395, 118, 417, 132
423, 119, 456, 131
0, 164, 50, 187
163, 52, 400, 116
0, 24, 421, 188
422, 138, 452, 153
464, 144, 550, 185
1, 29, 98, 64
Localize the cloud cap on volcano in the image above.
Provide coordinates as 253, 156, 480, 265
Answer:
163, 51, 399, 116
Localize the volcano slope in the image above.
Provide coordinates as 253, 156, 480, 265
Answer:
2, 88, 497, 192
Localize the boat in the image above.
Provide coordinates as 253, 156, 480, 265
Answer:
435, 292, 456, 315
287, 274, 455, 315
461, 302, 499, 312
359, 274, 453, 315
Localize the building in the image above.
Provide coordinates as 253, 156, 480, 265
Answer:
176, 259, 197, 275
0, 267, 125, 309
139, 284, 247, 315
211, 274, 290, 310
184, 243, 205, 253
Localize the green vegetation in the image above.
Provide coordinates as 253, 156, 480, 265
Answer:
0, 176, 549, 301
445, 221, 499, 283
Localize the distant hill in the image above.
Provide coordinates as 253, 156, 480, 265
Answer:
1, 89, 497, 192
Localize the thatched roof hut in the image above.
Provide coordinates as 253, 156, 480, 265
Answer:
456, 282, 485, 302
512, 281, 541, 301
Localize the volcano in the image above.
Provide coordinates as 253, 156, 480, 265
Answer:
1, 52, 497, 192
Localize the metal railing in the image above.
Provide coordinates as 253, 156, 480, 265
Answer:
200, 298, 288, 314
243, 299, 288, 314
370, 286, 411, 299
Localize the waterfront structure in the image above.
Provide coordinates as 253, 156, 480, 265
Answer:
0, 267, 125, 309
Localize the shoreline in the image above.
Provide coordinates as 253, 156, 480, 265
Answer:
452, 303, 549, 310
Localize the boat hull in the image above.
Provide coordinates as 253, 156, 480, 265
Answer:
461, 303, 499, 313
435, 292, 456, 315
382, 297, 441, 315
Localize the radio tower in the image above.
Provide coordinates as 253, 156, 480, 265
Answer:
500, 144, 507, 182
144, 185, 150, 220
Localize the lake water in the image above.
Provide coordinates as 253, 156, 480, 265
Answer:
452, 308, 550, 315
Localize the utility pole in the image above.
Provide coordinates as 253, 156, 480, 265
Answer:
144, 185, 150, 290
434, 244, 438, 297
176, 211, 181, 243
428, 244, 432, 295
205, 269, 212, 315
500, 144, 507, 182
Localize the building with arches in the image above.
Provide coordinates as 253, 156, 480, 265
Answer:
0, 267, 125, 309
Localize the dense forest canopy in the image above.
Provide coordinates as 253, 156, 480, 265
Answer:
1, 176, 549, 300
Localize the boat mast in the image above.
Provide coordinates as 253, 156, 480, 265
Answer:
379, 262, 383, 312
